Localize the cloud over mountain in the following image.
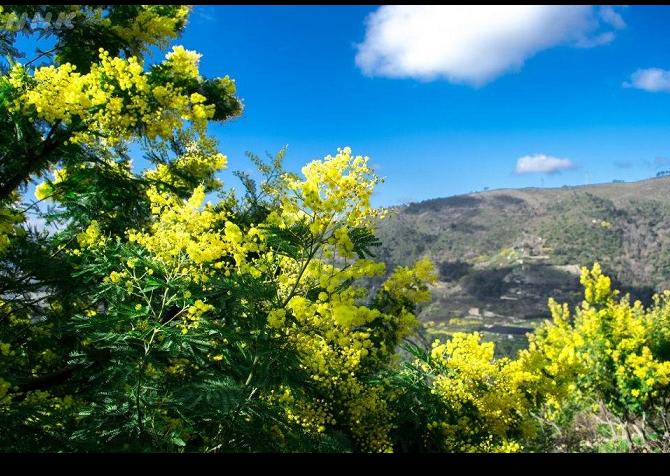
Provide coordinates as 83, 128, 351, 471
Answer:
515, 154, 576, 174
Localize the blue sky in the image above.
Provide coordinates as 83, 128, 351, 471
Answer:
176, 5, 670, 206
18, 5, 670, 207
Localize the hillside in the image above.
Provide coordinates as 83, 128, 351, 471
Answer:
376, 176, 670, 354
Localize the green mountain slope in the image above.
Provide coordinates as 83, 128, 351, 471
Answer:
376, 176, 670, 354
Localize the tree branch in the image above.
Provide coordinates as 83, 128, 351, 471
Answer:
0, 122, 67, 201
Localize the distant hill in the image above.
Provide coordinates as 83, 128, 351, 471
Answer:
375, 176, 670, 354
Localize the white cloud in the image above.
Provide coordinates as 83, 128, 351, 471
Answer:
624, 68, 670, 93
599, 5, 626, 30
355, 5, 624, 86
575, 31, 615, 49
195, 6, 216, 23
515, 154, 576, 175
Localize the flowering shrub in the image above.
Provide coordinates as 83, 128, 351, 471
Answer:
0, 5, 440, 451
528, 264, 670, 442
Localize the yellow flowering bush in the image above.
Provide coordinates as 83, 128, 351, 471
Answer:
395, 332, 539, 452
386, 263, 670, 452
526, 263, 670, 444
22, 135, 436, 452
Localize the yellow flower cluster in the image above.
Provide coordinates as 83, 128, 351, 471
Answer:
279, 147, 385, 235
34, 182, 53, 201
0, 202, 24, 255
112, 6, 191, 56
144, 134, 227, 192
422, 332, 538, 452
0, 6, 16, 28
181, 299, 215, 334
8, 45, 214, 146
34, 167, 69, 202
165, 45, 202, 79
580, 262, 615, 304
521, 299, 586, 417
382, 257, 437, 306
273, 387, 335, 435
131, 185, 226, 265
529, 263, 670, 417
76, 220, 107, 249
128, 184, 263, 282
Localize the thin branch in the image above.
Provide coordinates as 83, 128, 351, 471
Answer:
24, 46, 58, 67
